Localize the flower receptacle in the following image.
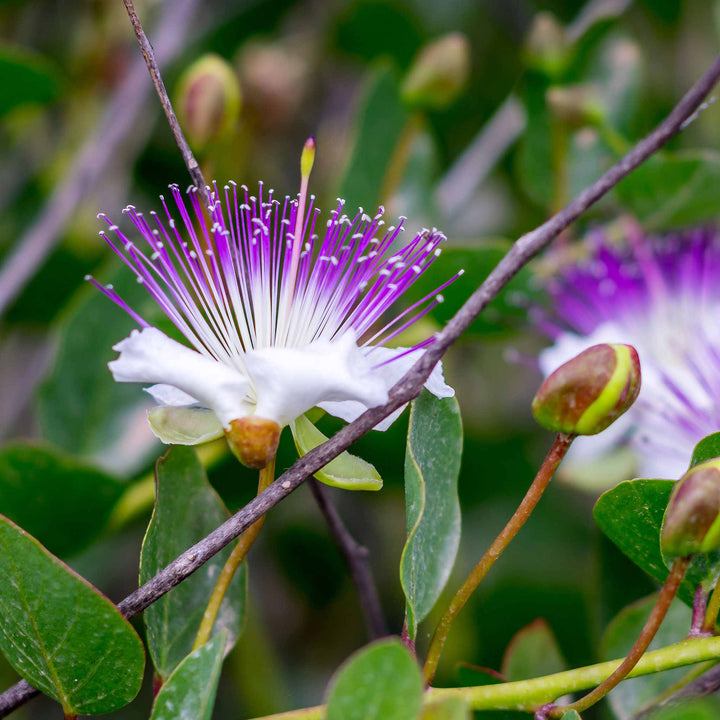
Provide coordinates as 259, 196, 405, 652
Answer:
225, 417, 281, 470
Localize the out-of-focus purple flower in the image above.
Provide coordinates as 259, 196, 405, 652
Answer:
535, 225, 720, 479
88, 149, 457, 446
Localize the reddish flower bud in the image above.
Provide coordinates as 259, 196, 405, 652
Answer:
662, 459, 720, 557
532, 343, 641, 436
225, 417, 280, 470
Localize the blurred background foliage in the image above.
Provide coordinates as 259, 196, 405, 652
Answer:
2, 0, 720, 718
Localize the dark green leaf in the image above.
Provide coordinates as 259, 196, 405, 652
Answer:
501, 619, 567, 681
290, 414, 382, 491
401, 391, 462, 639
0, 442, 124, 557
0, 515, 144, 715
690, 433, 720, 468
325, 638, 423, 720
0, 45, 60, 117
150, 633, 226, 720
140, 447, 246, 679
614, 151, 720, 229
37, 263, 159, 476
338, 64, 410, 211
601, 594, 692, 720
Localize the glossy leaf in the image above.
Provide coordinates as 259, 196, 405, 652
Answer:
140, 446, 246, 679
614, 151, 720, 230
401, 391, 462, 639
290, 414, 382, 491
338, 64, 409, 211
325, 638, 423, 720
690, 432, 720, 468
150, 633, 226, 720
421, 697, 471, 720
501, 619, 567, 681
0, 515, 144, 715
0, 45, 60, 117
37, 264, 158, 476
601, 594, 692, 720
0, 442, 123, 557
594, 478, 720, 606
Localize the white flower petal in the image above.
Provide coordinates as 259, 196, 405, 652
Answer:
319, 345, 454, 431
110, 327, 251, 426
244, 333, 388, 427
145, 384, 199, 407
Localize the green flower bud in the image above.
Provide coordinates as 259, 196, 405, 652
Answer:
401, 33, 471, 110
225, 417, 280, 470
662, 460, 720, 557
546, 84, 605, 128
525, 13, 569, 78
532, 343, 641, 436
176, 54, 241, 151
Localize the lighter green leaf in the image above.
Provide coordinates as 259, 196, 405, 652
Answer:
690, 432, 720, 468
290, 414, 382, 491
141, 447, 246, 679
401, 391, 462, 639
0, 515, 144, 714
420, 697, 471, 720
150, 633, 226, 720
325, 639, 423, 720
148, 406, 225, 445
501, 619, 567, 681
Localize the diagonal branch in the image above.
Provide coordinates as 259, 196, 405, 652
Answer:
309, 478, 388, 639
2, 47, 720, 720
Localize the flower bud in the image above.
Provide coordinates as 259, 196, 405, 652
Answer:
662, 460, 720, 557
176, 54, 241, 151
525, 13, 569, 78
401, 33, 471, 110
546, 84, 605, 128
532, 343, 641, 435
225, 417, 280, 470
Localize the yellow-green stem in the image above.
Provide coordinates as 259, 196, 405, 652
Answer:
422, 434, 574, 685
703, 577, 720, 634
192, 458, 275, 650
249, 635, 720, 720
548, 555, 690, 717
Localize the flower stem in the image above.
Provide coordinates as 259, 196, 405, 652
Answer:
690, 584, 710, 637
422, 433, 574, 685
248, 634, 720, 720
545, 555, 691, 717
192, 458, 275, 650
702, 577, 720, 634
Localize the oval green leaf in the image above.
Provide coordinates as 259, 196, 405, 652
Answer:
140, 446, 246, 679
501, 619, 567, 681
325, 638, 423, 720
0, 515, 144, 715
150, 632, 226, 720
0, 442, 124, 557
421, 697, 471, 720
400, 391, 462, 639
290, 414, 382, 491
690, 432, 720, 468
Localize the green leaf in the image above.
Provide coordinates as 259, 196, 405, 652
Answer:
560, 712, 582, 720
0, 442, 124, 557
0, 515, 144, 715
37, 263, 159, 476
501, 619, 567, 681
148, 406, 225, 445
400, 391, 462, 639
0, 45, 60, 118
140, 446, 246, 679
150, 633, 226, 720
290, 414, 382, 491
594, 479, 720, 606
690, 432, 720, 468
325, 638, 423, 720
421, 697, 472, 720
651, 699, 720, 719
338, 64, 410, 211
601, 594, 692, 720
614, 151, 720, 229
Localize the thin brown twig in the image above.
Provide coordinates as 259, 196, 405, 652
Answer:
308, 478, 388, 640
2, 47, 720, 720
0, 0, 203, 318
121, 0, 209, 208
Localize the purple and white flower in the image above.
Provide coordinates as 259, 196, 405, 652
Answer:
89, 166, 457, 446
535, 225, 720, 480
